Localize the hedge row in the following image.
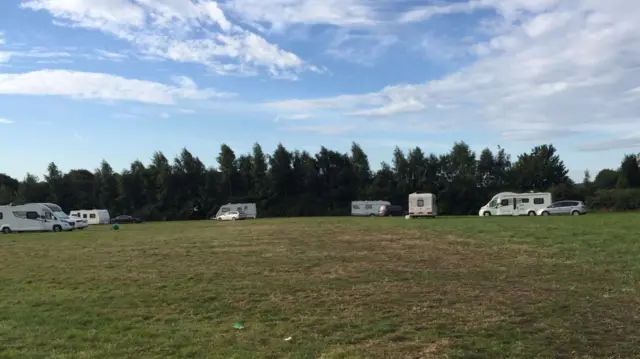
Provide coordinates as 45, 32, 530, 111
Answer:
586, 189, 640, 212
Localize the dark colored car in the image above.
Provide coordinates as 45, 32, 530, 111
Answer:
379, 204, 405, 216
110, 215, 143, 224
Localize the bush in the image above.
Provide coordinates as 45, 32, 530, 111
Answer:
586, 189, 640, 211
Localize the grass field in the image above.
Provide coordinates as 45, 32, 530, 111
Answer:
1, 214, 640, 358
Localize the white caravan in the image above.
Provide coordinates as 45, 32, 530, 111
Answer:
0, 203, 74, 233
478, 192, 552, 216
407, 193, 437, 218
214, 203, 257, 219
351, 201, 390, 216
70, 209, 111, 225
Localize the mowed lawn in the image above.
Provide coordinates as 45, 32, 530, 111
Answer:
1, 215, 640, 359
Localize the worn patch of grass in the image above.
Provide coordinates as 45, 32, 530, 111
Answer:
1, 214, 640, 358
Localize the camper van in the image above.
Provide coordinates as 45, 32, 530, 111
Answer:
0, 203, 74, 233
214, 203, 257, 219
407, 193, 437, 218
351, 201, 391, 216
478, 192, 552, 216
70, 209, 111, 225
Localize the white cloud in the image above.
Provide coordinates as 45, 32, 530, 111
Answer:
0, 118, 14, 124
21, 0, 313, 78
282, 124, 357, 135
265, 0, 640, 144
223, 0, 381, 31
0, 69, 235, 104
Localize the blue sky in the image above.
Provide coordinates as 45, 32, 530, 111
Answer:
1, 0, 639, 181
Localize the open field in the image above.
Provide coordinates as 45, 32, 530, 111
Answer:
1, 215, 640, 358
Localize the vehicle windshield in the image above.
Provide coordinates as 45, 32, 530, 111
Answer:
54, 211, 69, 219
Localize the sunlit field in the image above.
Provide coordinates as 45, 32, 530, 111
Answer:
1, 214, 639, 358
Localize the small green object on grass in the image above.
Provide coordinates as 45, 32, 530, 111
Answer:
233, 322, 244, 330
112, 223, 119, 230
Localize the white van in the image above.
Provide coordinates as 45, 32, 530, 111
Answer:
214, 203, 257, 219
478, 192, 552, 216
0, 203, 74, 233
407, 193, 437, 218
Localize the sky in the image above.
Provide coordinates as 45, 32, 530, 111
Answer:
1, 0, 639, 182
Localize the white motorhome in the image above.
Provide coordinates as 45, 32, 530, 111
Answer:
478, 192, 552, 216
351, 201, 390, 216
214, 203, 257, 219
0, 203, 74, 233
407, 193, 437, 218
70, 209, 111, 225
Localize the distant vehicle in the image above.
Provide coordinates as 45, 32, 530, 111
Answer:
66, 214, 89, 229
378, 204, 405, 216
110, 215, 142, 224
479, 192, 552, 216
214, 203, 257, 219
70, 209, 110, 225
216, 211, 246, 221
351, 201, 391, 216
407, 193, 437, 218
0, 203, 74, 233
537, 200, 588, 216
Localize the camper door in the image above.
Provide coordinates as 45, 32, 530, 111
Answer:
496, 197, 515, 216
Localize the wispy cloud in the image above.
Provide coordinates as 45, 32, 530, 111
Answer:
0, 118, 14, 124
265, 0, 640, 142
0, 69, 235, 104
21, 0, 316, 78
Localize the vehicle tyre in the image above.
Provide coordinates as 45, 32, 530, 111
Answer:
369, 213, 376, 217
232, 217, 236, 221
541, 211, 550, 216
2, 227, 11, 234
528, 211, 536, 216
217, 217, 222, 221
53, 225, 62, 232
571, 211, 580, 216
483, 212, 491, 216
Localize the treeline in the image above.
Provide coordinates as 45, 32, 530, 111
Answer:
1, 142, 639, 219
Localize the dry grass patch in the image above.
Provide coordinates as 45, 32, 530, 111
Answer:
2, 215, 640, 358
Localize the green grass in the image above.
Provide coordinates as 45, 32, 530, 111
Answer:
1, 214, 640, 358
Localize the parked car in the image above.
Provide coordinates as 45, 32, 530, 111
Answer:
537, 200, 588, 216
68, 215, 89, 229
110, 215, 143, 224
378, 204, 405, 216
215, 211, 246, 221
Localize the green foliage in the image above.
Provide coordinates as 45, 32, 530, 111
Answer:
1, 142, 640, 217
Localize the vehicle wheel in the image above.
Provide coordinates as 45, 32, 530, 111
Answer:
571, 211, 580, 216
232, 217, 236, 221
217, 217, 222, 221
2, 227, 11, 234
369, 213, 375, 217
541, 211, 550, 216
528, 211, 536, 216
53, 225, 62, 232
483, 212, 491, 216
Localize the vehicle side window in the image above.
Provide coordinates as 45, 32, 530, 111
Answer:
417, 199, 424, 207
0, 212, 3, 220
500, 199, 509, 206
26, 211, 39, 220
90, 214, 96, 218
45, 212, 53, 220
221, 207, 229, 213
365, 204, 372, 209
569, 201, 578, 206
352, 205, 360, 209
83, 214, 87, 218
533, 198, 545, 205
520, 198, 529, 203
489, 199, 497, 207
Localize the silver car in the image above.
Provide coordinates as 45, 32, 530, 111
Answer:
537, 200, 588, 216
